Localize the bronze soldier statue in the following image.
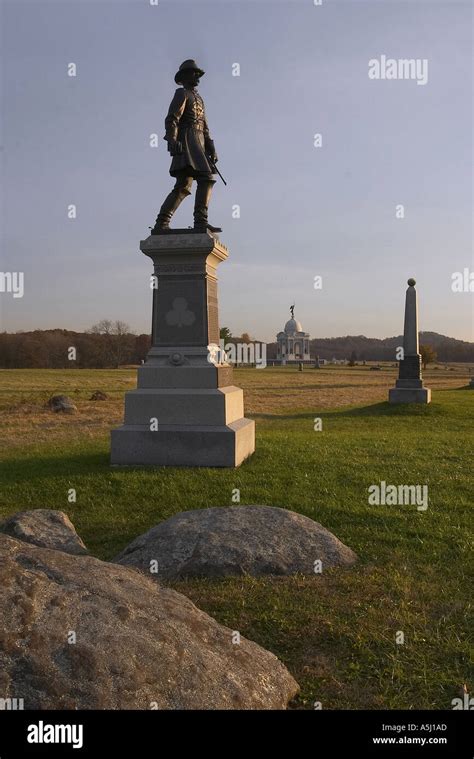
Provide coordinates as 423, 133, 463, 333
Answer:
151, 60, 221, 234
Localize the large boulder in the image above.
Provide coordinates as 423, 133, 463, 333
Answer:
0, 510, 88, 556
114, 505, 357, 579
0, 535, 298, 709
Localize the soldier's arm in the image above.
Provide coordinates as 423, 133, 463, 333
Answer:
164, 88, 187, 144
203, 116, 218, 162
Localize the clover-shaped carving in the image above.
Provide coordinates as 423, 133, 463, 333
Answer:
165, 297, 195, 328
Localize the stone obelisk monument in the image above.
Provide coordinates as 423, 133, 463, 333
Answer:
389, 278, 431, 404
110, 59, 255, 466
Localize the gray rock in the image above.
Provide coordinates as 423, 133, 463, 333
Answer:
0, 509, 88, 556
89, 391, 108, 401
0, 535, 299, 709
114, 505, 357, 578
47, 395, 77, 413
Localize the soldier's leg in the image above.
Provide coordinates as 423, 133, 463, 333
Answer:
152, 173, 193, 232
193, 175, 216, 232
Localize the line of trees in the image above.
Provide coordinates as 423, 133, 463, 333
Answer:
0, 326, 472, 369
265, 333, 474, 363
0, 322, 151, 369
348, 345, 438, 368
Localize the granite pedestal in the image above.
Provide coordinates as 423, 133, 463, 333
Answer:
110, 231, 255, 467
389, 387, 431, 403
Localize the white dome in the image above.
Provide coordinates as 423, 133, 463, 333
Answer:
284, 318, 302, 335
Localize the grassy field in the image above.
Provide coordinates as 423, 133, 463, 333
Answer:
0, 365, 473, 710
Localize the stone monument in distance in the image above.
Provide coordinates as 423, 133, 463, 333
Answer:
389, 278, 431, 404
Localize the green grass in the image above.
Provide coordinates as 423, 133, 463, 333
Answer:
0, 368, 472, 709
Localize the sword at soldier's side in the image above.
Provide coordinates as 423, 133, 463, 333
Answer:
208, 157, 227, 186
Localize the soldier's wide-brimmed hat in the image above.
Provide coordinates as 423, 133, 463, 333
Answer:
174, 59, 205, 84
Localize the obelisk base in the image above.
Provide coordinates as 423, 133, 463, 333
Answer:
389, 387, 431, 404
389, 356, 431, 404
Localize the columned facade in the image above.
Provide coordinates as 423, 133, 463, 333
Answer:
276, 310, 311, 365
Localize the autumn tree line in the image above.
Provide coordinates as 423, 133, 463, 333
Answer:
0, 325, 472, 369
0, 322, 151, 369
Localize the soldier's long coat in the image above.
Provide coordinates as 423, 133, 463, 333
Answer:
164, 87, 215, 177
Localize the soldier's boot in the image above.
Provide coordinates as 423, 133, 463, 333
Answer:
151, 177, 193, 234
193, 178, 216, 232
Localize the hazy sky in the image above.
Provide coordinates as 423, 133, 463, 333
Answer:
1, 0, 472, 343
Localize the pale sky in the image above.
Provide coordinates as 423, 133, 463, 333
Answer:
1, 0, 473, 343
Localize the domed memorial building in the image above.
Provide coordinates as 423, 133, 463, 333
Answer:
276, 306, 312, 365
